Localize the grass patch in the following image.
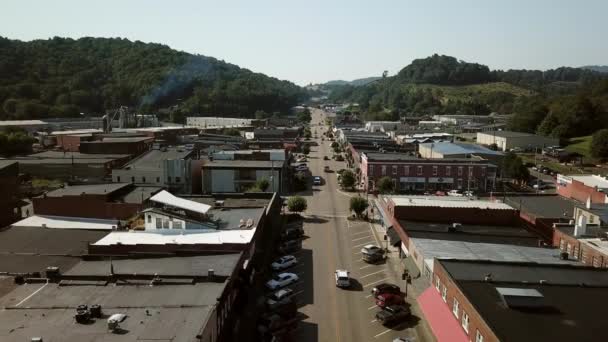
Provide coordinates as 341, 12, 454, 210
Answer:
566, 135, 593, 159
31, 178, 63, 189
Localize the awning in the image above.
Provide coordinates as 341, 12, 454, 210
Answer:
386, 226, 401, 247
418, 287, 468, 342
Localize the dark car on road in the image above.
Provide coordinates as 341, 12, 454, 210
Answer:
371, 283, 401, 298
375, 305, 411, 326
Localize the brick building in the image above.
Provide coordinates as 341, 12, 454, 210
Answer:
361, 152, 497, 193
556, 174, 608, 204
79, 136, 153, 155
421, 259, 608, 342
0, 161, 20, 227
33, 183, 161, 220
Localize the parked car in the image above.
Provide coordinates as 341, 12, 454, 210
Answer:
335, 270, 351, 288
266, 273, 299, 290
257, 312, 298, 337
271, 255, 298, 271
324, 166, 331, 172
361, 244, 383, 255
376, 293, 405, 308
281, 226, 304, 240
266, 288, 295, 309
296, 157, 307, 163
313, 176, 322, 185
277, 240, 301, 254
375, 305, 411, 326
323, 156, 330, 160
371, 283, 401, 298
447, 190, 463, 197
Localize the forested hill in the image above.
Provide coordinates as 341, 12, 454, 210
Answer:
328, 54, 608, 141
0, 36, 307, 120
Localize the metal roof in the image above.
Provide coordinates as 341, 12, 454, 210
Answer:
93, 228, 256, 246
419, 142, 503, 156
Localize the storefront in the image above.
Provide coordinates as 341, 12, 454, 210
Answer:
399, 177, 426, 191
426, 177, 454, 191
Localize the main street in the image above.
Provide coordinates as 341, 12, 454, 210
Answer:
292, 108, 434, 342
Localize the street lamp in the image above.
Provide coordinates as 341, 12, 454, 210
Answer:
383, 234, 389, 253
401, 270, 411, 298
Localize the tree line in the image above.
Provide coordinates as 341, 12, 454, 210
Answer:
0, 36, 307, 120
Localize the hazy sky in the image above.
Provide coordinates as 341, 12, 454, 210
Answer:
1, 0, 607, 85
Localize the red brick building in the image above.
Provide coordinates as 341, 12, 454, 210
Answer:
556, 174, 608, 204
360, 152, 497, 193
422, 259, 608, 342
79, 136, 153, 155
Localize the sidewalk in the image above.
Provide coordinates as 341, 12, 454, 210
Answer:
367, 219, 437, 342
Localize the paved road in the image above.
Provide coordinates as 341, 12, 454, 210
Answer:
290, 109, 433, 342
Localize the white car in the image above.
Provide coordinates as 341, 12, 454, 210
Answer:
313, 176, 322, 185
266, 273, 299, 290
361, 244, 384, 255
335, 270, 351, 288
271, 255, 298, 271
447, 190, 463, 197
266, 288, 295, 308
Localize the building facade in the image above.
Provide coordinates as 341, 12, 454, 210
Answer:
361, 152, 497, 193
476, 131, 558, 152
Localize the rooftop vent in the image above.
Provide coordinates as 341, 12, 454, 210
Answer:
496, 287, 546, 309
246, 218, 254, 228
447, 223, 462, 233
214, 200, 225, 208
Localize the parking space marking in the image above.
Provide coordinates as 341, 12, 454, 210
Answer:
365, 294, 373, 298
351, 230, 370, 236
359, 264, 375, 270
364, 278, 389, 288
352, 241, 374, 248
359, 270, 385, 279
374, 329, 393, 338
370, 319, 377, 323
352, 235, 372, 242
367, 304, 377, 310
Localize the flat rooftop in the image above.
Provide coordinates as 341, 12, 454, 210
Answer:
400, 220, 538, 245
0, 225, 109, 273
503, 195, 576, 218
0, 280, 224, 342
45, 183, 130, 197
412, 238, 576, 272
568, 174, 608, 190
25, 151, 130, 160
204, 159, 282, 168
419, 141, 503, 156
439, 259, 608, 342
124, 147, 194, 170
67, 254, 241, 277
389, 196, 514, 210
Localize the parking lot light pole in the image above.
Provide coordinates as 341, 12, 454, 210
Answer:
383, 234, 389, 253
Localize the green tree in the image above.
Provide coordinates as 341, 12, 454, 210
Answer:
287, 196, 307, 213
256, 178, 270, 192
501, 152, 530, 184
340, 169, 356, 190
377, 176, 395, 194
591, 129, 608, 159
297, 108, 312, 123
349, 196, 369, 218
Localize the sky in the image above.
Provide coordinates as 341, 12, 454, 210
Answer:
1, 0, 607, 85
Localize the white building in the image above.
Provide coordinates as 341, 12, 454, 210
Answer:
186, 117, 256, 128
476, 131, 559, 152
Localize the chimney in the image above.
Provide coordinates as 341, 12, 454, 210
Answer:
208, 269, 215, 279
574, 215, 587, 237
586, 196, 592, 209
